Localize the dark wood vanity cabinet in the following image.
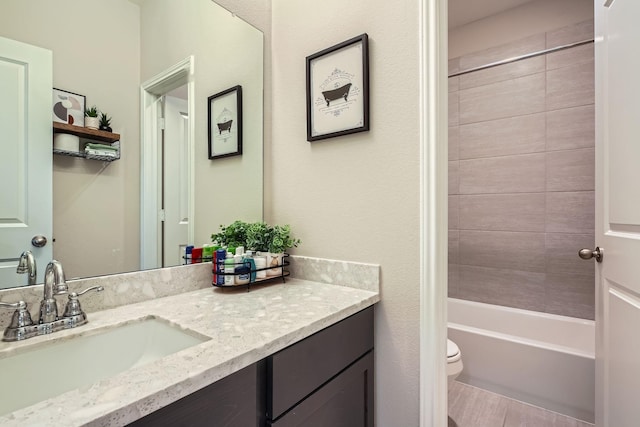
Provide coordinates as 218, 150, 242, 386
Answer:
128, 306, 374, 427
128, 361, 266, 427
266, 307, 374, 427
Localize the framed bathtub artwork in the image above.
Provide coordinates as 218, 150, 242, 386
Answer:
52, 88, 85, 127
208, 85, 243, 159
306, 33, 369, 142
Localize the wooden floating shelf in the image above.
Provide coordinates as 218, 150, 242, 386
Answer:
53, 122, 120, 143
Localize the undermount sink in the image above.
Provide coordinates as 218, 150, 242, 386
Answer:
0, 316, 209, 417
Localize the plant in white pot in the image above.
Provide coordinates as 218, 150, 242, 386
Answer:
84, 106, 100, 130
265, 224, 300, 276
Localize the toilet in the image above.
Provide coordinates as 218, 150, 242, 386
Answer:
447, 339, 463, 384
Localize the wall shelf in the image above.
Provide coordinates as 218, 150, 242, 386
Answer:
53, 122, 120, 143
52, 122, 120, 162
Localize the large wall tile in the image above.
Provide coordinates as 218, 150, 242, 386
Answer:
459, 230, 545, 273
449, 195, 459, 229
546, 105, 595, 151
459, 73, 545, 124
458, 265, 546, 312
459, 33, 545, 71
545, 233, 595, 277
459, 153, 545, 194
546, 148, 595, 192
449, 91, 459, 126
449, 57, 460, 75
449, 76, 460, 92
546, 43, 594, 71
546, 20, 594, 48
545, 273, 595, 320
459, 113, 545, 159
449, 126, 459, 161
448, 264, 459, 298
546, 61, 594, 110
449, 230, 459, 265
459, 193, 545, 232
546, 191, 595, 234
449, 161, 459, 195
460, 56, 545, 90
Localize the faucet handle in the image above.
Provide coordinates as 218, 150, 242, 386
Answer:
63, 286, 104, 317
0, 300, 34, 328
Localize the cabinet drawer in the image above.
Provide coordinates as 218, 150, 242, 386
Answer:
269, 352, 374, 427
267, 306, 374, 420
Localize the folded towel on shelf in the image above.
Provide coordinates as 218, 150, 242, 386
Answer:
85, 148, 118, 158
85, 142, 118, 151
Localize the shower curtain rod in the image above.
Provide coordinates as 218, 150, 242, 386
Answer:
448, 39, 594, 78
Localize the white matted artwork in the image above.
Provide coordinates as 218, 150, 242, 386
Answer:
306, 34, 369, 142
208, 85, 242, 159
52, 88, 85, 127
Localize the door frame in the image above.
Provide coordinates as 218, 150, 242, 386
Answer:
419, 0, 448, 425
140, 56, 195, 270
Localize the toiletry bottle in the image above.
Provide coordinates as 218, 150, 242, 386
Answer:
254, 255, 267, 279
202, 244, 214, 262
215, 249, 227, 285
224, 252, 235, 286
236, 263, 250, 285
244, 251, 257, 283
192, 247, 202, 264
185, 245, 194, 265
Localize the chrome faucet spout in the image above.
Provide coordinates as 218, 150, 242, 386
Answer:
40, 260, 68, 323
16, 251, 37, 286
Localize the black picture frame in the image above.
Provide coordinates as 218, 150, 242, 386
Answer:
306, 33, 369, 142
208, 85, 242, 159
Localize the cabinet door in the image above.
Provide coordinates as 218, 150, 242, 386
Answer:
268, 307, 374, 419
269, 352, 374, 427
128, 361, 266, 427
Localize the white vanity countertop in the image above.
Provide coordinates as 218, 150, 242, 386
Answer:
0, 279, 379, 426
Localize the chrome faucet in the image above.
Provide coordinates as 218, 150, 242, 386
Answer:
0, 260, 103, 341
39, 260, 68, 324
16, 250, 37, 286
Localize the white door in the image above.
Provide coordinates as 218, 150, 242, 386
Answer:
595, 1, 640, 425
0, 36, 52, 289
162, 95, 189, 267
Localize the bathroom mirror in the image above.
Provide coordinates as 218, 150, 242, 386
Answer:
0, 0, 265, 289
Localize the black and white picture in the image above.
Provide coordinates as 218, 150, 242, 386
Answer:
52, 88, 85, 127
306, 34, 369, 142
208, 85, 242, 159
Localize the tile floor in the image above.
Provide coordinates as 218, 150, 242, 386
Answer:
448, 381, 594, 427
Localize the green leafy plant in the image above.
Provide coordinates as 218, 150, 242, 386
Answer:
99, 112, 111, 127
211, 220, 250, 248
245, 222, 271, 252
267, 224, 301, 254
84, 106, 99, 117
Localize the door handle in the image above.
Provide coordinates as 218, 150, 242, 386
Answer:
578, 247, 603, 263
31, 235, 47, 248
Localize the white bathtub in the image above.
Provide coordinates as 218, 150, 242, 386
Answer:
448, 298, 595, 423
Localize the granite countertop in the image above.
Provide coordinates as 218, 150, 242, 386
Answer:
0, 278, 378, 426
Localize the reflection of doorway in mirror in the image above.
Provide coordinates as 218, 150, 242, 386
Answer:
162, 92, 190, 268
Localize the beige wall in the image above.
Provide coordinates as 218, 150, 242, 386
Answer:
140, 0, 264, 247
449, 0, 594, 59
271, 1, 421, 424
0, 0, 141, 279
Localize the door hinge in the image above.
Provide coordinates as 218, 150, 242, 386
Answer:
158, 117, 165, 130
159, 209, 166, 221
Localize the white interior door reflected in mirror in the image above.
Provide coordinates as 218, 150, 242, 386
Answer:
0, 36, 52, 288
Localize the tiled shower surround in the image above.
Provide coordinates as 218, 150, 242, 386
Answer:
448, 20, 595, 320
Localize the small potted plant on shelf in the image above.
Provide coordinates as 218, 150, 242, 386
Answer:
265, 224, 301, 276
211, 220, 250, 249
99, 112, 112, 132
245, 221, 271, 252
84, 106, 100, 130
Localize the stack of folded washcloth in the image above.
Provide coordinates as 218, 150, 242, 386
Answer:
85, 142, 119, 158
